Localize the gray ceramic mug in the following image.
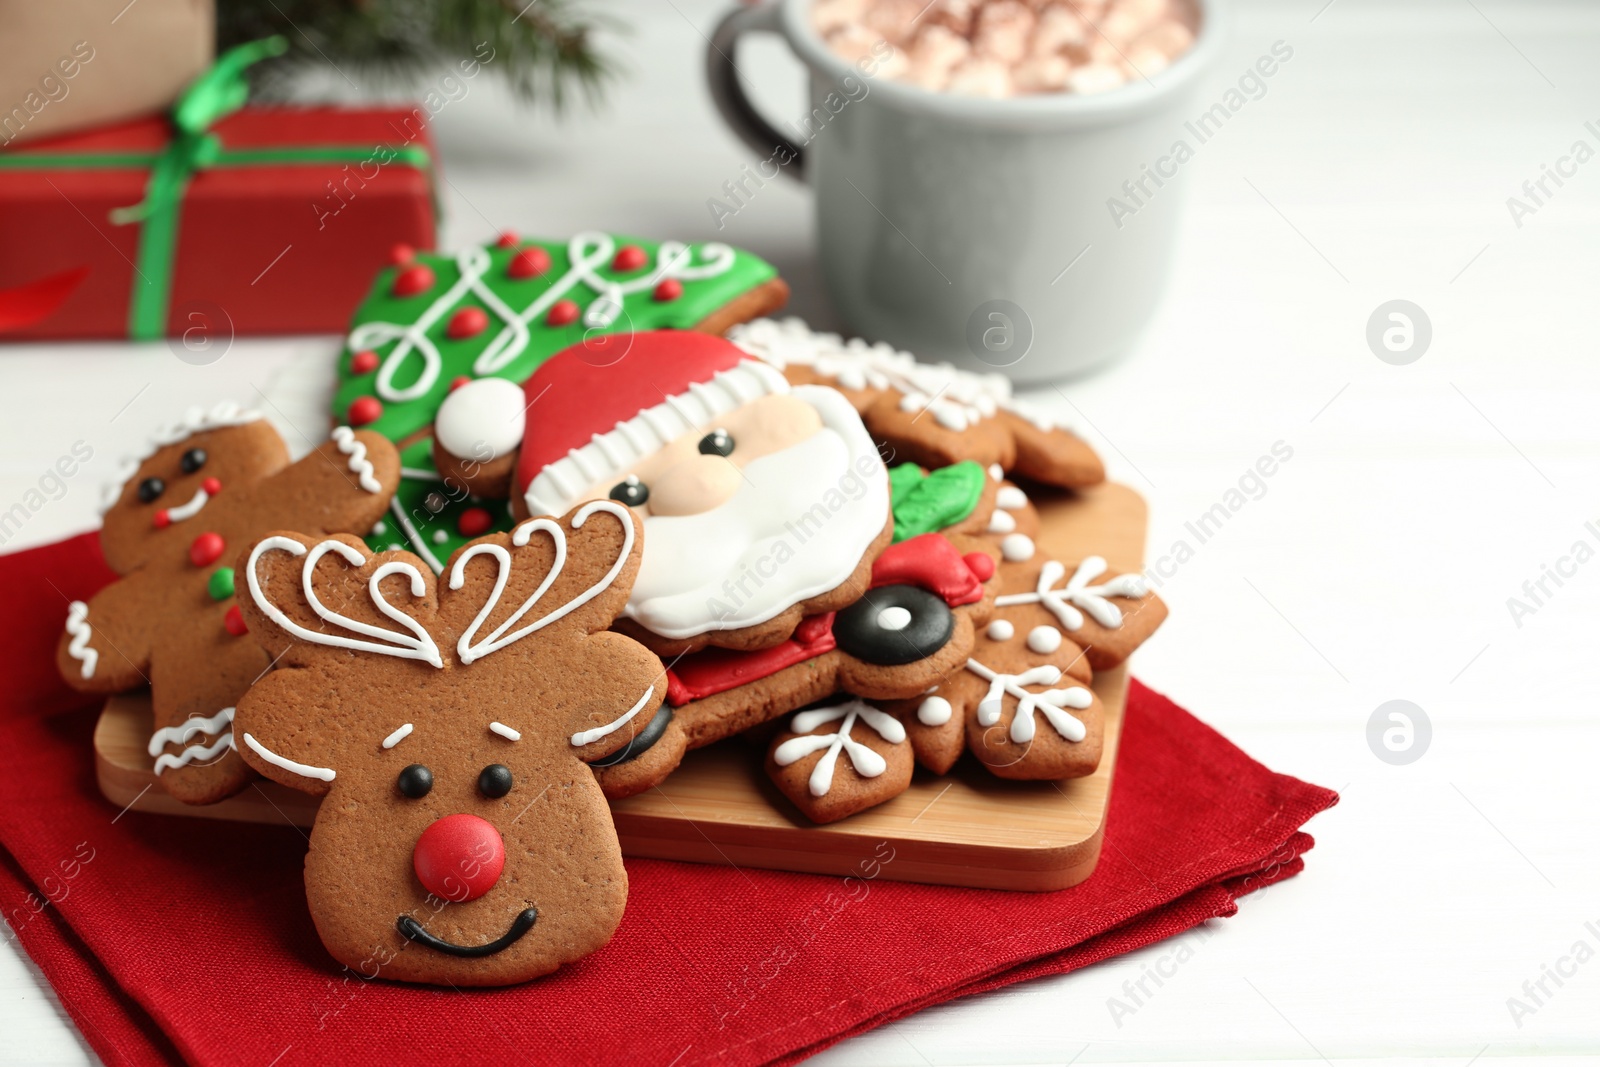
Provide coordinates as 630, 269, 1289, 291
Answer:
707, 0, 1229, 383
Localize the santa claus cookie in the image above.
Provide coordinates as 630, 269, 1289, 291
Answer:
727, 316, 1105, 489
56, 404, 400, 804
335, 232, 787, 573
233, 502, 662, 986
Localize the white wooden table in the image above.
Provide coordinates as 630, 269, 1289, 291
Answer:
3, 0, 1598, 1063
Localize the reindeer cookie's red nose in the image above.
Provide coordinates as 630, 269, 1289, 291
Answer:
412, 813, 505, 902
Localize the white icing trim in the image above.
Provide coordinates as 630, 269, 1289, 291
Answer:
489, 722, 521, 742
242, 731, 336, 782
245, 536, 445, 667
331, 426, 382, 493
381, 723, 413, 749
996, 485, 1028, 511
100, 401, 263, 513
450, 501, 635, 664
521, 361, 789, 519
153, 733, 234, 775
570, 685, 655, 747
1000, 534, 1035, 562
65, 601, 96, 679
729, 317, 1072, 436
352, 235, 737, 404
148, 707, 234, 757
773, 700, 906, 797
966, 658, 1090, 744
917, 695, 953, 726
162, 484, 211, 523
994, 556, 1148, 631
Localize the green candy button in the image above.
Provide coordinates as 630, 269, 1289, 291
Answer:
207, 566, 235, 601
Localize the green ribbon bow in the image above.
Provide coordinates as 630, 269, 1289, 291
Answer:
0, 36, 433, 339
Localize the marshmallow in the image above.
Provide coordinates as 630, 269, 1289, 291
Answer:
1013, 53, 1071, 92
1067, 62, 1126, 94
974, 0, 1036, 64
946, 56, 1014, 97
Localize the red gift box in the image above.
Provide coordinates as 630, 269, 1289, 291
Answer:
0, 106, 437, 340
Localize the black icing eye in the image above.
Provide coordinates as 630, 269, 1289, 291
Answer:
609, 476, 649, 507
478, 764, 513, 799
180, 447, 207, 474
136, 477, 165, 504
396, 764, 433, 799
698, 429, 734, 457
834, 585, 954, 666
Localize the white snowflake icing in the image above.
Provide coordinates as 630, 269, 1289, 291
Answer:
773, 700, 907, 797
995, 556, 1147, 631
965, 659, 1090, 744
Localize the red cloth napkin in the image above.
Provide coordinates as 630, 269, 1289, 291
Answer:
0, 533, 1336, 1067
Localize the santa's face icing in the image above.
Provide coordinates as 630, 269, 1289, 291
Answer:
595, 387, 886, 639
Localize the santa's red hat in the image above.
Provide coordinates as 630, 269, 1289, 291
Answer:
517, 331, 790, 517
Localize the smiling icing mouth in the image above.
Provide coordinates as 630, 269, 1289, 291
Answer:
396, 907, 538, 958
154, 478, 220, 528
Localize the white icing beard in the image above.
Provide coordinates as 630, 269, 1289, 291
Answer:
623, 386, 887, 640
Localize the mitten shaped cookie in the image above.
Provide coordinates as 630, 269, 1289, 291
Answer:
727, 317, 1105, 490
56, 404, 399, 804
233, 501, 663, 986
890, 617, 1102, 782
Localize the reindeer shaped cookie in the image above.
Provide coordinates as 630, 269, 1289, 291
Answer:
233, 501, 663, 986
56, 404, 399, 804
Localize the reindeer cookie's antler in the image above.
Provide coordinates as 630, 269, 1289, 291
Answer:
244, 534, 445, 667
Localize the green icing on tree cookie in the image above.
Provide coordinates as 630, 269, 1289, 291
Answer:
889, 461, 986, 542
338, 231, 779, 570
334, 232, 779, 444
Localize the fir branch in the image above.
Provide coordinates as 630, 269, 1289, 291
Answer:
218, 0, 619, 109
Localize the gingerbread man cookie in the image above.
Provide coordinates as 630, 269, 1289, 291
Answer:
56, 404, 400, 804
727, 317, 1105, 490
233, 502, 663, 986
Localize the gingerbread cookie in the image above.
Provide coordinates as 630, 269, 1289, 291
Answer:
765, 698, 913, 824
727, 316, 1105, 489
994, 552, 1165, 669
335, 232, 787, 571
233, 501, 663, 986
890, 619, 1102, 782
56, 404, 399, 804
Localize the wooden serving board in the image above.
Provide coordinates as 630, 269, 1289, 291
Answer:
96, 482, 1147, 891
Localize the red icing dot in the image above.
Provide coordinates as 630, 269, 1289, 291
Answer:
189, 532, 225, 568
223, 604, 248, 637
447, 306, 489, 339
392, 264, 435, 298
347, 396, 383, 427
389, 243, 415, 265
611, 244, 648, 272
152, 510, 171, 530
545, 299, 579, 327
507, 246, 551, 279
449, 375, 472, 392
653, 278, 683, 302
963, 551, 996, 582
201, 477, 222, 495
350, 349, 379, 374
413, 813, 505, 902
495, 230, 520, 249
458, 506, 493, 538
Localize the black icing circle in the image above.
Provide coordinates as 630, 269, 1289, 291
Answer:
588, 702, 673, 768
834, 584, 954, 666
396, 764, 433, 799
180, 447, 207, 474
137, 477, 164, 504
477, 763, 513, 798
698, 429, 734, 457
609, 477, 649, 507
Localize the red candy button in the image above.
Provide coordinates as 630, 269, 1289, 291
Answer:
447, 306, 489, 339
495, 230, 519, 248
545, 299, 579, 327
611, 244, 647, 272
389, 243, 415, 265
653, 278, 683, 302
458, 506, 493, 538
223, 604, 248, 636
507, 246, 551, 279
152, 511, 171, 530
449, 375, 472, 392
350, 349, 380, 374
347, 396, 383, 426
189, 532, 225, 568
413, 813, 505, 903
201, 477, 222, 495
392, 264, 435, 297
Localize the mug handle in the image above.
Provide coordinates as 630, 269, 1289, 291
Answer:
706, 2, 806, 182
